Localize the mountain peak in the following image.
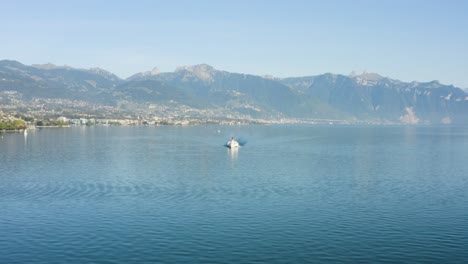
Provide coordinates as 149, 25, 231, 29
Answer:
32, 63, 57, 69
349, 71, 358, 77
175, 64, 216, 82
89, 67, 112, 74
150, 67, 160, 75
262, 74, 277, 80
349, 71, 385, 86
126, 66, 160, 80
175, 64, 215, 73
427, 80, 442, 88
349, 71, 383, 80
0, 59, 25, 67
89, 67, 121, 81
32, 63, 73, 70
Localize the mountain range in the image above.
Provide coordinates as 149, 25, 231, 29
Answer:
1, 59, 467, 124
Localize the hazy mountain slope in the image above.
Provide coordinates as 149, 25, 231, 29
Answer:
129, 64, 344, 118
0, 60, 121, 102
1, 60, 467, 123
113, 79, 203, 107
282, 72, 468, 123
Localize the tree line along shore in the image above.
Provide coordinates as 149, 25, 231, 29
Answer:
0, 120, 27, 131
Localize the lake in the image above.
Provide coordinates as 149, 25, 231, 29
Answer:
1, 125, 468, 263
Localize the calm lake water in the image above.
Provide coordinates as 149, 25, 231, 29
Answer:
1, 125, 468, 263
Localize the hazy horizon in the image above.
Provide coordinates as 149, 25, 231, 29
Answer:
1, 0, 467, 88
2, 59, 463, 87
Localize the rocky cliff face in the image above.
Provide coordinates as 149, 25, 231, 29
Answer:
282, 72, 468, 124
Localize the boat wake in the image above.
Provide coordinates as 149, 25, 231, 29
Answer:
224, 137, 247, 148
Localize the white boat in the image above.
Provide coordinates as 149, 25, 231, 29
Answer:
226, 137, 239, 148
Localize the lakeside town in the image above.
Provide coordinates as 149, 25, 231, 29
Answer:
0, 107, 381, 132
0, 91, 395, 132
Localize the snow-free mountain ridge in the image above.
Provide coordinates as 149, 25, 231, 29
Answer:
1, 60, 467, 124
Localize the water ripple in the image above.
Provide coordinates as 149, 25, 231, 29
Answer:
0, 180, 313, 203
2, 126, 468, 263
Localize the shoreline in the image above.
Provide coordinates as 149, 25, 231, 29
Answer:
35, 125, 71, 128
0, 129, 27, 133
2, 123, 466, 132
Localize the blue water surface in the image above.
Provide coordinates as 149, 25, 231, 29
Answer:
1, 125, 467, 263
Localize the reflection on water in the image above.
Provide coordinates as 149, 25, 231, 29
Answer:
227, 147, 239, 161
1, 125, 468, 264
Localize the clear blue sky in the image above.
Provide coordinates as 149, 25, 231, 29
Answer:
1, 0, 467, 87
